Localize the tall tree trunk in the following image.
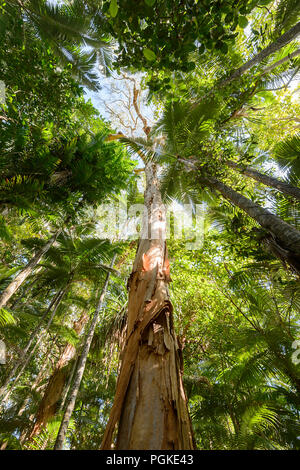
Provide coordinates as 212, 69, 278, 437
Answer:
54, 257, 116, 450
226, 160, 300, 201
260, 48, 300, 76
59, 353, 79, 412
101, 162, 194, 450
28, 312, 88, 439
0, 284, 68, 402
200, 22, 300, 102
202, 175, 300, 273
218, 22, 300, 89
18, 357, 50, 419
204, 176, 300, 254
0, 229, 61, 309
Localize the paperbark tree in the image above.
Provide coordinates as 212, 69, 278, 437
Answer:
101, 162, 194, 450
99, 76, 194, 449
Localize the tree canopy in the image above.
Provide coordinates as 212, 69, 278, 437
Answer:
0, 0, 299, 452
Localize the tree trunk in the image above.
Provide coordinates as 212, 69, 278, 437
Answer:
0, 285, 68, 402
218, 22, 300, 88
260, 48, 300, 76
204, 176, 300, 256
200, 22, 300, 103
18, 358, 49, 418
59, 353, 79, 412
0, 229, 61, 309
226, 160, 300, 201
101, 162, 194, 450
28, 312, 88, 439
54, 257, 116, 450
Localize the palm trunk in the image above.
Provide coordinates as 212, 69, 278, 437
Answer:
204, 176, 300, 256
54, 257, 116, 450
260, 48, 300, 76
218, 22, 300, 88
0, 285, 68, 402
101, 162, 194, 450
200, 22, 300, 102
17, 360, 49, 419
28, 312, 88, 439
18, 359, 50, 445
0, 229, 61, 309
59, 354, 79, 412
226, 161, 300, 201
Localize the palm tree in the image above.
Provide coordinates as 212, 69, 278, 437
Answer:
0, 282, 71, 403
203, 20, 300, 100
0, 229, 116, 402
138, 98, 300, 271
5, 0, 111, 90
201, 175, 300, 254
181, 254, 300, 449
54, 254, 116, 450
0, 229, 62, 310
225, 160, 300, 201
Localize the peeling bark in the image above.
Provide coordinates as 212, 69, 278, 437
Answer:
101, 163, 194, 450
28, 312, 88, 439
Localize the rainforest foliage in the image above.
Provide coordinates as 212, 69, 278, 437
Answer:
0, 0, 299, 451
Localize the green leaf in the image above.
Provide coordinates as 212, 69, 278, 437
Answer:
109, 0, 118, 18
143, 48, 156, 61
224, 13, 233, 24
220, 42, 229, 54
238, 16, 249, 28
145, 0, 156, 5
0, 308, 16, 327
